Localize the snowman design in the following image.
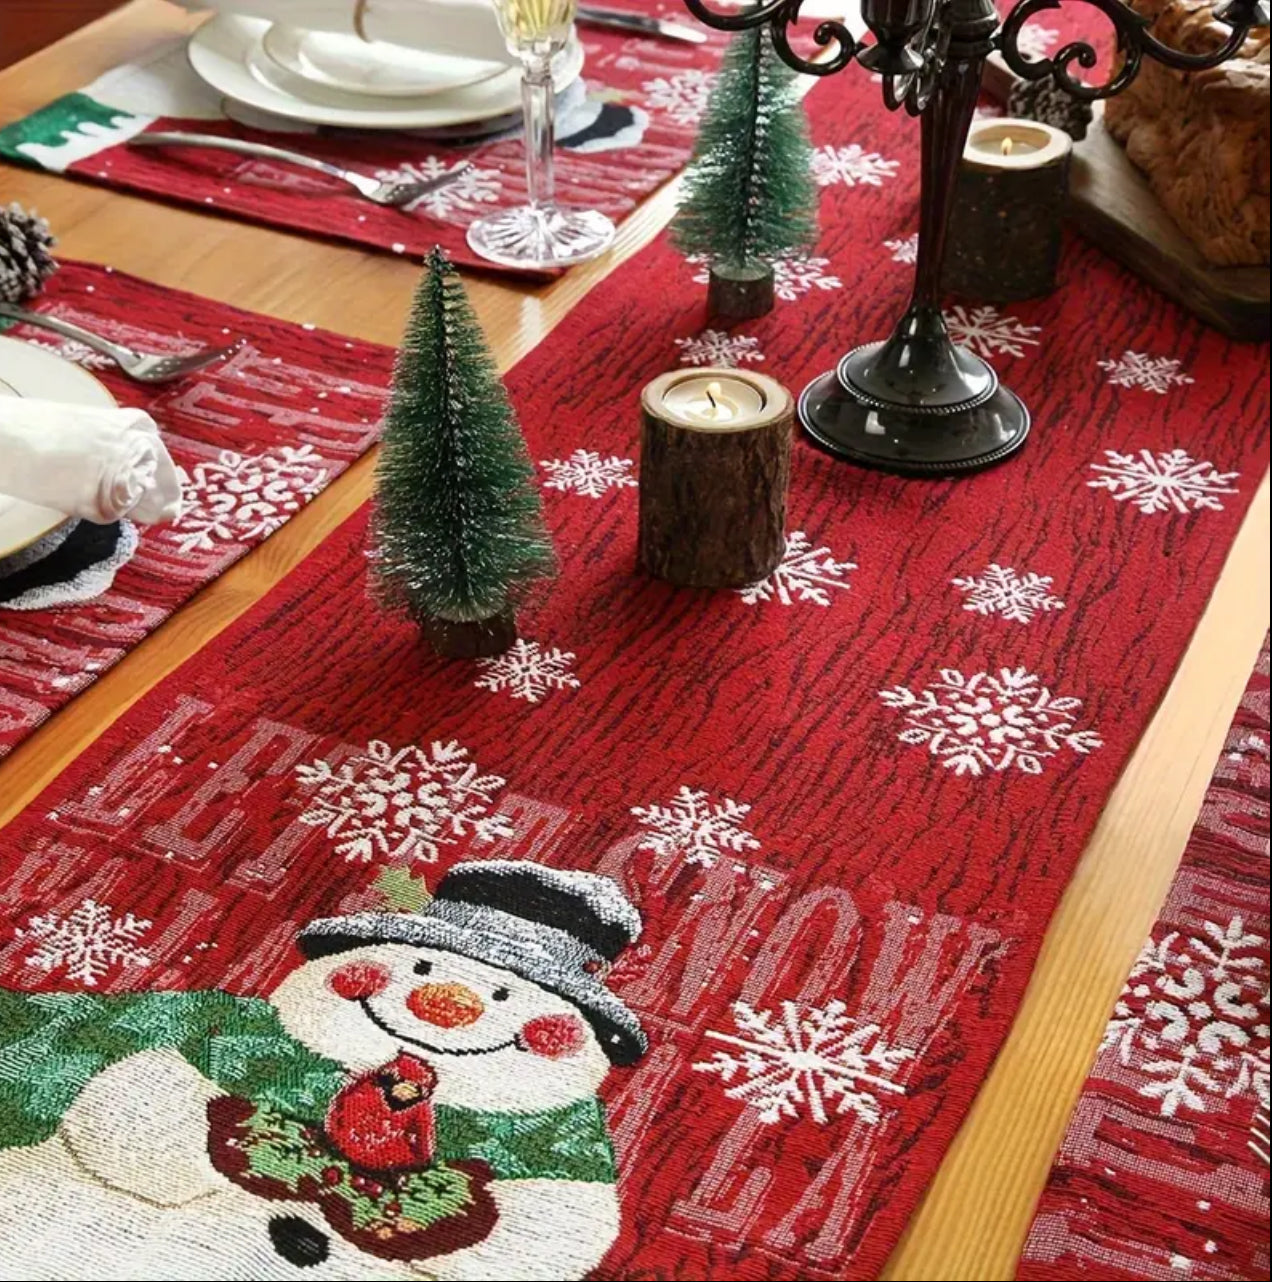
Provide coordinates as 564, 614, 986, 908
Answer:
0, 861, 648, 1281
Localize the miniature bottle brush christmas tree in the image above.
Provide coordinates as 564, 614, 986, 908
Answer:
372, 247, 554, 659
672, 24, 818, 321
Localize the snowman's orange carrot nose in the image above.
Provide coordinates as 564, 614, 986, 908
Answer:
406, 981, 485, 1028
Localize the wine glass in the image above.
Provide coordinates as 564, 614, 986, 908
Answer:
466, 0, 616, 269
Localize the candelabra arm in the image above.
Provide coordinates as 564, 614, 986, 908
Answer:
682, 0, 859, 74
999, 0, 1264, 101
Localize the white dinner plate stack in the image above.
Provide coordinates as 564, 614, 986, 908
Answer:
188, 16, 585, 132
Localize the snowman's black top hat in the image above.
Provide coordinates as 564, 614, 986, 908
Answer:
299, 861, 648, 1066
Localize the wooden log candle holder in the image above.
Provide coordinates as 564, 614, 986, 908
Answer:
707, 262, 776, 322
638, 369, 792, 589
943, 118, 1073, 304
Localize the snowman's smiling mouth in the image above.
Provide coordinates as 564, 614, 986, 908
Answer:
358, 999, 517, 1057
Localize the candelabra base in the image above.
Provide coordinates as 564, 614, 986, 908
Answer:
797, 369, 1031, 476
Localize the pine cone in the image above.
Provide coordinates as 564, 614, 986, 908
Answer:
0, 203, 58, 306
1007, 78, 1094, 141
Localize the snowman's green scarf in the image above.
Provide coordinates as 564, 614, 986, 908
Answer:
0, 989, 616, 1183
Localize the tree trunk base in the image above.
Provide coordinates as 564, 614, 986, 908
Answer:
421, 610, 517, 659
707, 263, 775, 322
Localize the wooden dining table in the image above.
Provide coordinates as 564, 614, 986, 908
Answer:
0, 3, 1267, 1277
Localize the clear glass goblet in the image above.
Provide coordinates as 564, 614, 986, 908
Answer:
466, 0, 616, 269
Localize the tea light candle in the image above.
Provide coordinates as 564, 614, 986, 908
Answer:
638, 368, 792, 589
942, 117, 1073, 303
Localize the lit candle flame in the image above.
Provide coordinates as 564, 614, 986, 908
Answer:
1001, 136, 1015, 157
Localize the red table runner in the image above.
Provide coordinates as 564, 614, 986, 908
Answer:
1017, 639, 1270, 1282
0, 265, 393, 758
1, 46, 1268, 1282
0, 5, 728, 274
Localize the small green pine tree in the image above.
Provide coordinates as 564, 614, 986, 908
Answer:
671, 26, 818, 272
373, 248, 554, 625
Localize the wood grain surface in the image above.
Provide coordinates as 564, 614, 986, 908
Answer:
0, 4, 1267, 1278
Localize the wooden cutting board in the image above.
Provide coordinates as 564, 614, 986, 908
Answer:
982, 56, 1269, 342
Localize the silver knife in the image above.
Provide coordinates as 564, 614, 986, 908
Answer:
577, 6, 709, 43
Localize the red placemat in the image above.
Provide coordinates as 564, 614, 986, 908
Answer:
1017, 639, 1270, 1282
0, 41, 1268, 1282
0, 265, 394, 758
0, 5, 730, 275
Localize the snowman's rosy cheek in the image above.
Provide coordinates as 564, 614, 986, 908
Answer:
517, 1013, 587, 1059
327, 961, 392, 1001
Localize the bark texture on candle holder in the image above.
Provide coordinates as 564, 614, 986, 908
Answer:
421, 609, 517, 658
638, 371, 791, 590
943, 135, 1070, 303
707, 262, 776, 321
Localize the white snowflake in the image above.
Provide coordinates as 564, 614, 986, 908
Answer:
688, 255, 841, 302
945, 305, 1042, 358
295, 738, 513, 863
23, 334, 114, 370
811, 143, 900, 189
880, 666, 1103, 777
473, 639, 580, 704
1101, 917, 1269, 1118
642, 69, 715, 126
1013, 23, 1059, 61
884, 233, 919, 264
675, 329, 765, 368
540, 449, 636, 499
631, 785, 761, 869
18, 898, 153, 988
374, 157, 502, 220
173, 446, 328, 553
951, 563, 1066, 625
1097, 350, 1195, 395
737, 530, 856, 607
1088, 448, 1239, 516
694, 1000, 914, 1126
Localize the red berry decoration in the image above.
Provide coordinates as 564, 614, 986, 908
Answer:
517, 1012, 588, 1059
327, 961, 392, 1001
324, 1053, 438, 1172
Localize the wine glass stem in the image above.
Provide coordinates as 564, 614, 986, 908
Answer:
522, 54, 556, 212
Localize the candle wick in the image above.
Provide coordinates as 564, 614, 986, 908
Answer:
705, 382, 720, 410
1001, 136, 1014, 157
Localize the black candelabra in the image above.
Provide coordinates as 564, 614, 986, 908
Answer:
684, 0, 1269, 475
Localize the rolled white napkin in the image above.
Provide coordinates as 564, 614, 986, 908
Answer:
174, 0, 510, 65
0, 398, 182, 525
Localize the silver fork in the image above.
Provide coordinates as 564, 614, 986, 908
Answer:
129, 133, 473, 209
0, 305, 244, 384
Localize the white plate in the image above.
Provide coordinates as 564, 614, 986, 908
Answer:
260, 24, 506, 99
189, 16, 585, 131
0, 336, 118, 559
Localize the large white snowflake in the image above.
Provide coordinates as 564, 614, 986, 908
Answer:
811, 143, 900, 188
675, 329, 765, 368
1097, 350, 1195, 395
1088, 448, 1239, 516
1013, 23, 1059, 61
945, 305, 1042, 358
737, 530, 856, 607
884, 233, 919, 264
23, 334, 114, 370
295, 738, 513, 863
951, 562, 1066, 625
173, 446, 328, 554
880, 666, 1103, 777
631, 785, 761, 869
474, 639, 580, 704
540, 449, 636, 499
374, 157, 503, 219
695, 1000, 914, 1126
19, 898, 153, 988
642, 69, 715, 126
689, 255, 841, 301
1101, 917, 1269, 1119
